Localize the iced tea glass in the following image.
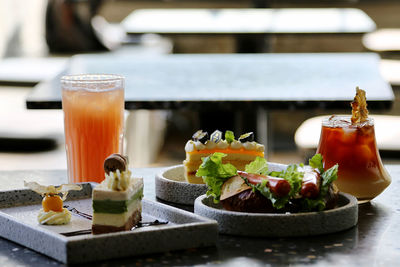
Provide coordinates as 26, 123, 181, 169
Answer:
61, 74, 125, 183
316, 115, 391, 202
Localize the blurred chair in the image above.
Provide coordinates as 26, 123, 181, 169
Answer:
45, 0, 108, 53
0, 92, 67, 170
125, 110, 168, 167
0, 87, 64, 156
0, 0, 48, 58
363, 29, 400, 55
380, 59, 400, 88
363, 28, 400, 88
0, 110, 64, 152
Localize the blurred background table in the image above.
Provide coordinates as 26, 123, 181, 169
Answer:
0, 165, 399, 266
26, 52, 393, 110
121, 8, 376, 53
26, 52, 394, 146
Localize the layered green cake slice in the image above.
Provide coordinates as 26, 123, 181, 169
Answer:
92, 163, 143, 234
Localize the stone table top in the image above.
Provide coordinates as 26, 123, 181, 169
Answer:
0, 165, 399, 266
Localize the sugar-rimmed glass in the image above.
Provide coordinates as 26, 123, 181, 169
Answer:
61, 74, 125, 183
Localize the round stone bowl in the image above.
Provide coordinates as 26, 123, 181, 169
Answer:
194, 192, 358, 237
155, 165, 207, 205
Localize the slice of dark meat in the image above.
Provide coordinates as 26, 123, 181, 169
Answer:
220, 189, 275, 213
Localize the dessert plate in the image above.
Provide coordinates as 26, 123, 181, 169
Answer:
156, 165, 207, 205
194, 192, 358, 237
0, 183, 218, 264
155, 162, 289, 205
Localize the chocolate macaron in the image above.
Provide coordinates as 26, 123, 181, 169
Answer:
104, 154, 128, 174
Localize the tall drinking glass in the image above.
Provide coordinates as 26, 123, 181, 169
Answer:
316, 115, 391, 202
61, 74, 125, 183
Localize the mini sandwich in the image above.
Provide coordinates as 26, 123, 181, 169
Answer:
196, 153, 339, 213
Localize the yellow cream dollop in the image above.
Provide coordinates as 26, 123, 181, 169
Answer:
104, 169, 132, 191
38, 208, 71, 225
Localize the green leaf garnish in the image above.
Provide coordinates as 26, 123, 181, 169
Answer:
300, 197, 326, 211
309, 154, 324, 173
224, 130, 235, 143
280, 164, 304, 197
245, 156, 268, 175
320, 164, 338, 196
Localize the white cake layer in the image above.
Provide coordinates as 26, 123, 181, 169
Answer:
185, 152, 263, 162
93, 177, 143, 201
184, 160, 250, 173
92, 200, 142, 227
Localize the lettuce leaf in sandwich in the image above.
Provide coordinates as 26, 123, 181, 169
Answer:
195, 152, 237, 202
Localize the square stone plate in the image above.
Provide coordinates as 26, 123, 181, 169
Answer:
0, 183, 218, 264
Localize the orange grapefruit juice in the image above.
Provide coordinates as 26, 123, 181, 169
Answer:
62, 75, 124, 183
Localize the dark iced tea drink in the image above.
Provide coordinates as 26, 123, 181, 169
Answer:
316, 115, 391, 201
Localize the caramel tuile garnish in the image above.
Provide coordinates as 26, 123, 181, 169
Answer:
351, 87, 369, 124
24, 181, 82, 201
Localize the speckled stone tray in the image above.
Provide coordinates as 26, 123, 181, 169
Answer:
155, 163, 288, 205
194, 192, 358, 237
0, 183, 218, 264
